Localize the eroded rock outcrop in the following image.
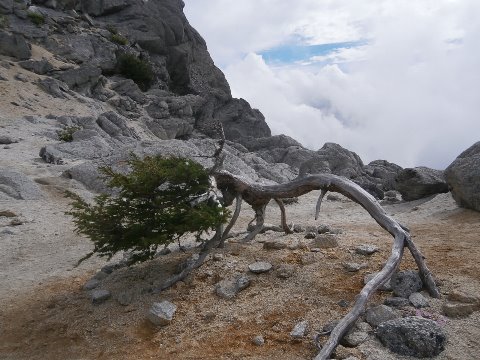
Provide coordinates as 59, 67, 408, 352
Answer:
445, 142, 480, 212
395, 167, 449, 201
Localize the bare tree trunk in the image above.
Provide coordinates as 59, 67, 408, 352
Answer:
274, 198, 294, 234
214, 171, 440, 359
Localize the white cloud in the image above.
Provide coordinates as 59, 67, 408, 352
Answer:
184, 0, 480, 168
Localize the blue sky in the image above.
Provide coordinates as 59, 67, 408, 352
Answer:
184, 0, 480, 169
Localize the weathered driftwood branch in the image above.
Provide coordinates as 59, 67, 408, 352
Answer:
214, 171, 440, 360
274, 198, 294, 234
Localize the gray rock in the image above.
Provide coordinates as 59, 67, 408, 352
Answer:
93, 271, 109, 281
445, 141, 480, 212
364, 160, 403, 191
83, 278, 100, 290
395, 167, 449, 201
56, 65, 102, 93
116, 291, 134, 306
341, 330, 369, 347
14, 73, 28, 82
0, 168, 43, 200
342, 262, 367, 272
409, 292, 429, 308
0, 135, 17, 144
91, 289, 111, 304
215, 274, 250, 299
293, 224, 306, 233
312, 234, 338, 248
376, 316, 446, 357
0, 31, 31, 60
252, 335, 264, 346
147, 301, 177, 326
304, 231, 316, 239
18, 58, 53, 75
248, 261, 272, 274
447, 289, 480, 305
262, 239, 287, 250
290, 320, 308, 338
355, 244, 379, 255
81, 0, 130, 17
0, 0, 13, 14
391, 270, 423, 298
365, 305, 399, 327
442, 302, 477, 318
64, 162, 110, 193
384, 297, 410, 308
37, 78, 71, 98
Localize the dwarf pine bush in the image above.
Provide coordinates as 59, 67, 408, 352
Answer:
67, 155, 230, 264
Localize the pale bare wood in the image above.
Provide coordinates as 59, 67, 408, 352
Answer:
274, 198, 294, 234
214, 171, 440, 359
219, 194, 242, 247
315, 189, 327, 220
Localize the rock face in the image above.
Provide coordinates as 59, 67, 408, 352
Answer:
395, 167, 449, 201
376, 317, 446, 357
445, 142, 480, 212
0, 31, 31, 60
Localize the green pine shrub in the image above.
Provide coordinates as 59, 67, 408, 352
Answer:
67, 155, 230, 264
27, 11, 45, 26
57, 126, 81, 142
110, 33, 128, 45
117, 53, 154, 91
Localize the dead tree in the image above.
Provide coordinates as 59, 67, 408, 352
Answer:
214, 170, 440, 360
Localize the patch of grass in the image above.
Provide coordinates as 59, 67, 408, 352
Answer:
110, 33, 128, 45
0, 15, 9, 29
106, 24, 118, 34
27, 11, 45, 26
57, 126, 81, 142
117, 53, 154, 91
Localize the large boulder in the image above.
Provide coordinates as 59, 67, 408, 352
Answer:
445, 142, 480, 212
0, 168, 43, 200
364, 160, 403, 191
376, 317, 446, 357
81, 0, 131, 17
395, 167, 449, 201
0, 31, 31, 60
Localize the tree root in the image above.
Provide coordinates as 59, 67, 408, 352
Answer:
214, 171, 440, 359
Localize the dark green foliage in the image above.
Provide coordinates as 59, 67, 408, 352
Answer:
67, 155, 230, 264
117, 53, 154, 91
106, 24, 118, 34
27, 12, 45, 26
110, 33, 128, 45
57, 126, 81, 142
0, 15, 9, 29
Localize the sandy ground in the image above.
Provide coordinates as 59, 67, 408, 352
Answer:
1, 57, 480, 359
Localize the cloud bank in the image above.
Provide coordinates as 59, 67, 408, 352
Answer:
185, 0, 480, 168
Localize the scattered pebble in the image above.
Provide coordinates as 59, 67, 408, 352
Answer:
91, 289, 111, 304
248, 261, 272, 274
147, 301, 177, 326
252, 335, 265, 346
290, 320, 308, 338
355, 244, 379, 255
83, 279, 100, 290
409, 292, 429, 308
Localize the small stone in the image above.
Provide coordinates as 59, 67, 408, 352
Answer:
215, 275, 251, 299
212, 253, 224, 261
363, 272, 392, 291
391, 270, 423, 298
342, 262, 367, 272
337, 299, 349, 308
304, 231, 316, 239
275, 264, 296, 279
290, 320, 308, 338
293, 224, 305, 233
91, 289, 111, 304
252, 335, 265, 346
248, 261, 272, 274
384, 297, 410, 308
327, 194, 341, 201
117, 291, 133, 306
355, 244, 379, 255
317, 224, 332, 234
263, 239, 287, 250
0, 136, 17, 145
14, 73, 28, 82
442, 302, 477, 318
447, 289, 480, 305
341, 330, 369, 347
409, 292, 429, 308
158, 247, 171, 256
0, 210, 17, 217
147, 301, 177, 326
83, 279, 100, 290
322, 320, 339, 334
9, 218, 23, 226
93, 271, 109, 281
365, 305, 399, 327
312, 234, 338, 248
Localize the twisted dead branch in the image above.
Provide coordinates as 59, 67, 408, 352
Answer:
214, 170, 440, 360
